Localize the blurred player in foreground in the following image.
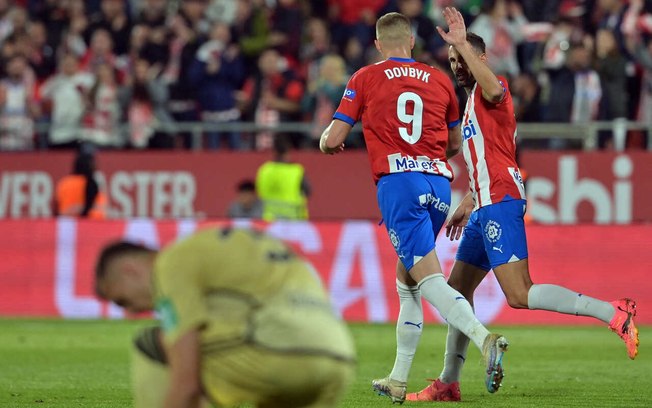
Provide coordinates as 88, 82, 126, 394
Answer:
95, 227, 355, 408
320, 11, 508, 404
405, 7, 639, 402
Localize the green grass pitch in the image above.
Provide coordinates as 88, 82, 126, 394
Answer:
1, 319, 650, 407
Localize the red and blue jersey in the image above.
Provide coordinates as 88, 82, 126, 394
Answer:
461, 76, 525, 209
333, 57, 460, 183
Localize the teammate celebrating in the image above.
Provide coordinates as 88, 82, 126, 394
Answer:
95, 227, 356, 408
320, 12, 508, 404
406, 7, 639, 402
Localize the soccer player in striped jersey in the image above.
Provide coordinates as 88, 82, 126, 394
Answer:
320, 11, 508, 404
406, 7, 639, 402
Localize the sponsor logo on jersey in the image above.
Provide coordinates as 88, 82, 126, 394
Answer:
418, 193, 450, 214
484, 220, 502, 243
462, 119, 478, 140
343, 88, 356, 100
387, 153, 442, 174
508, 167, 526, 198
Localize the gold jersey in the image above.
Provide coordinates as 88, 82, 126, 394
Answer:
153, 227, 355, 362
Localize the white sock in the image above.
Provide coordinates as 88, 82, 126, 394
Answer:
389, 280, 423, 383
418, 274, 490, 350
527, 284, 615, 324
439, 324, 470, 384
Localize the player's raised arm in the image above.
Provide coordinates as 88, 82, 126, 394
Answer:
437, 7, 504, 103
319, 120, 350, 154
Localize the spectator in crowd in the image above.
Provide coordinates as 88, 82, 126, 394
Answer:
301, 54, 348, 147
162, 2, 207, 149
327, 0, 387, 53
30, 0, 70, 52
26, 20, 57, 82
9, 6, 28, 38
227, 179, 263, 219
545, 43, 602, 148
119, 57, 174, 149
512, 72, 543, 148
125, 24, 148, 68
595, 0, 629, 54
540, 15, 586, 73
397, 0, 440, 65
79, 28, 120, 75
59, 0, 90, 57
0, 0, 13, 45
40, 54, 93, 149
178, 0, 212, 35
232, 0, 271, 77
0, 0, 646, 153
342, 34, 368, 73
624, 0, 652, 148
188, 21, 245, 149
268, 0, 303, 67
469, 0, 529, 78
136, 0, 168, 28
126, 23, 169, 72
82, 62, 122, 148
55, 146, 107, 219
0, 54, 36, 150
299, 17, 333, 82
239, 47, 305, 149
127, 3, 170, 71
255, 136, 310, 221
207, 0, 238, 25
521, 0, 563, 24
512, 72, 542, 122
595, 28, 628, 150
85, 0, 133, 56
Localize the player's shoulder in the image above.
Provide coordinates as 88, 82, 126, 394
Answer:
413, 62, 454, 84
414, 61, 446, 74
352, 61, 386, 78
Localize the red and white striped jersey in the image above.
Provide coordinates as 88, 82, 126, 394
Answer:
461, 76, 525, 209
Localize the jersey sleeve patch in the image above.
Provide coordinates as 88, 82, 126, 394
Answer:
343, 88, 356, 100
156, 297, 178, 333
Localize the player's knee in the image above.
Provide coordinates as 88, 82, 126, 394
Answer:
133, 326, 167, 364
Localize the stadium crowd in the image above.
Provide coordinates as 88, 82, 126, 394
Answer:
0, 0, 650, 151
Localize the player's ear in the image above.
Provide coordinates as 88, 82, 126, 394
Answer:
374, 39, 381, 53
410, 35, 415, 50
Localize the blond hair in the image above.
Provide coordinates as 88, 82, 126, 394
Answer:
376, 12, 411, 44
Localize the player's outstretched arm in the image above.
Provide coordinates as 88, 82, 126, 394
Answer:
164, 329, 203, 408
319, 120, 350, 155
437, 7, 504, 103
